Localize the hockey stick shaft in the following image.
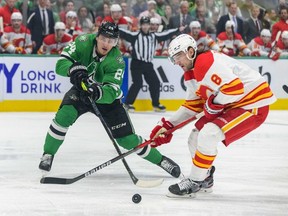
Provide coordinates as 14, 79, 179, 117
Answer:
40, 113, 202, 184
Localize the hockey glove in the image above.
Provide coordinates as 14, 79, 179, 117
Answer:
87, 83, 101, 102
68, 62, 88, 90
150, 118, 174, 147
250, 50, 261, 57
204, 94, 224, 120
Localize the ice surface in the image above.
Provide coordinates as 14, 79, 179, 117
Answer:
0, 111, 288, 215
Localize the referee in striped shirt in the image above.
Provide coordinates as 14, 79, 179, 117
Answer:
119, 16, 185, 112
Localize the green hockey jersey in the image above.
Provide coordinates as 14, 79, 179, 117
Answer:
56, 34, 125, 104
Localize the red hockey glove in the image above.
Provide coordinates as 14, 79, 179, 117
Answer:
150, 118, 174, 147
271, 52, 280, 61
204, 94, 225, 120
151, 133, 173, 148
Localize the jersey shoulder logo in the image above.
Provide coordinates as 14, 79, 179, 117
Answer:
116, 55, 124, 64
78, 35, 88, 42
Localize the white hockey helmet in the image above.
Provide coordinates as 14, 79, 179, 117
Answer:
260, 29, 271, 37
282, 31, 288, 39
54, 22, 66, 30
110, 4, 122, 12
168, 34, 198, 64
225, 20, 235, 29
189, 21, 201, 29
150, 17, 161, 24
11, 12, 23, 20
66, 11, 77, 18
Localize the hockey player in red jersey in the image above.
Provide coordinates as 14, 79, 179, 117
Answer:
188, 21, 219, 52
247, 29, 272, 57
217, 20, 251, 56
65, 11, 83, 41
149, 34, 276, 197
270, 30, 288, 60
38, 22, 72, 55
103, 4, 128, 30
0, 12, 32, 54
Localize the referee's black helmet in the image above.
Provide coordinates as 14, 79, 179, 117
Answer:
140, 16, 150, 25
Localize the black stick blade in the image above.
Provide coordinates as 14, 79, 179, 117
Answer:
40, 177, 72, 184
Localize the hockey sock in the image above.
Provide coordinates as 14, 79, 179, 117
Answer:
116, 134, 162, 164
43, 105, 78, 155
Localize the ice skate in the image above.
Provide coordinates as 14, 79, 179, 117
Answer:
167, 178, 201, 198
153, 104, 166, 112
39, 153, 54, 172
158, 156, 181, 178
199, 166, 215, 193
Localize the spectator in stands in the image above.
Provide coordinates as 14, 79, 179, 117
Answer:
168, 0, 193, 33
77, 6, 93, 33
190, 0, 208, 18
189, 20, 219, 52
219, 0, 242, 18
95, 2, 110, 26
52, 0, 65, 14
132, 0, 147, 17
170, 0, 180, 16
121, 2, 138, 31
155, 0, 166, 17
15, 0, 35, 17
217, 1, 244, 38
27, 0, 55, 54
104, 4, 128, 29
238, 0, 265, 21
0, 0, 20, 27
271, 6, 288, 41
217, 20, 251, 56
161, 4, 173, 30
243, 5, 262, 43
139, 0, 161, 24
206, 0, 220, 18
47, 0, 60, 22
271, 30, 288, 60
59, 0, 75, 23
0, 11, 32, 54
262, 8, 278, 30
276, 0, 288, 13
38, 21, 72, 55
65, 10, 82, 41
195, 5, 216, 34
247, 29, 272, 57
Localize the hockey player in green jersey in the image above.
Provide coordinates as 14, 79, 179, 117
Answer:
39, 22, 181, 178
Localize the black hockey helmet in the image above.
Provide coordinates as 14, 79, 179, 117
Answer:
140, 16, 150, 25
98, 21, 119, 38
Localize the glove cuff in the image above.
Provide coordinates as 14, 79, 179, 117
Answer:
68, 63, 87, 76
161, 118, 174, 130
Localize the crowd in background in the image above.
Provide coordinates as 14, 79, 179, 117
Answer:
0, 0, 287, 60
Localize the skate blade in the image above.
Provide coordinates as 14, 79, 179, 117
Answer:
199, 187, 213, 193
166, 191, 197, 199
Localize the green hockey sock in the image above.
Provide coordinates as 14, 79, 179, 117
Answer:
116, 134, 162, 164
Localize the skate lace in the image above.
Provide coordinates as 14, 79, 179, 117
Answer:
41, 154, 52, 165
178, 179, 197, 191
160, 159, 175, 174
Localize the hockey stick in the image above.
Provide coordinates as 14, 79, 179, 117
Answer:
40, 112, 203, 185
83, 84, 164, 188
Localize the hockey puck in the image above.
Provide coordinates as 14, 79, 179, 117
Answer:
132, 194, 141, 203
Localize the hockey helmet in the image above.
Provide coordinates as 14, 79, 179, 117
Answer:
189, 21, 201, 29
54, 22, 66, 30
260, 29, 271, 37
140, 16, 150, 25
98, 22, 119, 39
168, 34, 198, 64
110, 4, 122, 12
225, 20, 235, 29
11, 12, 23, 20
